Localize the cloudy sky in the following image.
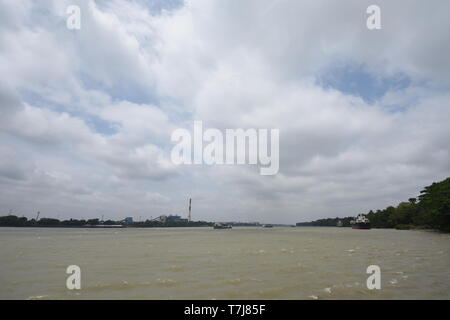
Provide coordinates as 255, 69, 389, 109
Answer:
0, 0, 449, 224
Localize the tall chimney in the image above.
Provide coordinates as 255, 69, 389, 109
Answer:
188, 198, 192, 222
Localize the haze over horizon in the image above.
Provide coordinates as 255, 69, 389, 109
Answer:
1, 0, 450, 224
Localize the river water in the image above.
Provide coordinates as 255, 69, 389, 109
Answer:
0, 227, 448, 299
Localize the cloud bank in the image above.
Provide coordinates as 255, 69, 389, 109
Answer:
0, 0, 449, 223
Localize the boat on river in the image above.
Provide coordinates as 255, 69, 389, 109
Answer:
350, 214, 371, 229
213, 222, 232, 229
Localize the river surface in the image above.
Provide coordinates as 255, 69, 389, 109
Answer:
0, 227, 448, 299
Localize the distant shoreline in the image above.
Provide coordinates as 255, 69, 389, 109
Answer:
0, 225, 441, 233
295, 177, 450, 233
0, 217, 282, 229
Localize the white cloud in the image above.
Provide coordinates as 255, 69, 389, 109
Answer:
0, 0, 449, 223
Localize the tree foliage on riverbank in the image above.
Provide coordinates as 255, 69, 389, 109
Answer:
296, 177, 450, 232
0, 215, 213, 228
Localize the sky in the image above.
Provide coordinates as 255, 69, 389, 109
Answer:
0, 0, 449, 224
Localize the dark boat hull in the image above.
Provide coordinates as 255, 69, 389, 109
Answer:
213, 225, 232, 229
352, 223, 371, 229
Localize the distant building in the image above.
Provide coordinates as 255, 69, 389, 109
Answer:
167, 215, 188, 223
151, 215, 188, 223
123, 217, 133, 224
155, 215, 167, 223
167, 215, 182, 221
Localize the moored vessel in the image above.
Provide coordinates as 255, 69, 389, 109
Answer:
350, 214, 371, 229
213, 222, 232, 229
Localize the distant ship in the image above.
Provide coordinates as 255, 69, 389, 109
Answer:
213, 222, 232, 229
350, 214, 371, 229
336, 220, 343, 227
262, 224, 273, 228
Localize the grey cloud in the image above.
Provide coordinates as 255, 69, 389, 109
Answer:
0, 0, 449, 223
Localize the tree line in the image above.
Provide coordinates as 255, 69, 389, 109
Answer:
0, 216, 213, 228
296, 177, 450, 232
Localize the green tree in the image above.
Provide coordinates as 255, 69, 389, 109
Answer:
418, 178, 450, 231
87, 218, 100, 225
390, 202, 416, 226
37, 218, 60, 226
